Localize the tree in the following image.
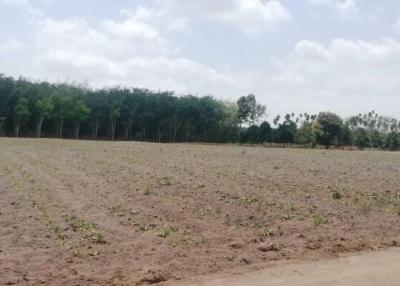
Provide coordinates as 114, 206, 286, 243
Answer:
274, 121, 297, 145
295, 122, 316, 147
315, 112, 343, 148
385, 132, 400, 151
236, 94, 266, 126
257, 121, 272, 143
35, 95, 54, 138
67, 98, 91, 139
0, 75, 14, 135
371, 130, 384, 149
352, 128, 371, 150
340, 124, 353, 147
241, 125, 259, 144
52, 89, 72, 138
13, 97, 31, 137
106, 88, 123, 141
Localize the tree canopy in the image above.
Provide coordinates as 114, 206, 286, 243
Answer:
0, 74, 399, 151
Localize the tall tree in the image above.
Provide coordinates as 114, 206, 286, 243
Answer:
35, 95, 54, 138
13, 97, 31, 137
352, 128, 371, 150
67, 98, 91, 139
295, 122, 316, 146
315, 112, 343, 149
236, 94, 266, 126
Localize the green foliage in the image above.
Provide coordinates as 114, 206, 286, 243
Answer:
13, 97, 31, 137
340, 124, 353, 147
274, 120, 297, 144
371, 130, 385, 149
14, 97, 31, 124
315, 112, 343, 148
0, 75, 399, 150
352, 127, 371, 150
68, 98, 91, 123
236, 94, 266, 126
36, 96, 54, 118
295, 122, 316, 146
385, 132, 400, 151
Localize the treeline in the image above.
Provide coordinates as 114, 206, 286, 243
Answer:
243, 111, 400, 151
0, 74, 399, 150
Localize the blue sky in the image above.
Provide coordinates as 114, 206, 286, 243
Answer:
1, 0, 400, 117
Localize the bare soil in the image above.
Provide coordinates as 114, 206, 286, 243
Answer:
1, 138, 400, 285
169, 248, 400, 286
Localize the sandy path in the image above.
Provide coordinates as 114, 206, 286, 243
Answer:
170, 248, 400, 286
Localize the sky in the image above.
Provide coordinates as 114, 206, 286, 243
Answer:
1, 0, 400, 117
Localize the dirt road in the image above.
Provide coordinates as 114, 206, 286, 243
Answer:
171, 249, 400, 286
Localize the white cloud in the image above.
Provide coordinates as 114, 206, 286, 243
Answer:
307, 0, 359, 19
0, 0, 44, 20
394, 18, 400, 34
30, 16, 400, 117
220, 0, 291, 34
28, 14, 238, 95
1, 0, 400, 117
335, 0, 359, 16
154, 0, 291, 35
259, 39, 400, 116
0, 39, 25, 52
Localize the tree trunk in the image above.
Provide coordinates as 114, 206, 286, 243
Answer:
0, 117, 6, 136
74, 123, 80, 139
172, 120, 181, 143
128, 117, 134, 140
124, 119, 133, 140
58, 119, 64, 138
36, 116, 44, 138
15, 122, 20, 138
92, 118, 98, 139
142, 128, 146, 141
110, 120, 117, 141
124, 123, 129, 140
158, 128, 162, 143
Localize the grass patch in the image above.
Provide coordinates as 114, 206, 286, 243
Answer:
66, 215, 106, 244
313, 214, 329, 225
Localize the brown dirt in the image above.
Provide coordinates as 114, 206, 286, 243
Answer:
0, 138, 400, 285
169, 248, 400, 286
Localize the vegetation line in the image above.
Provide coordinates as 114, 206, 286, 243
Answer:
0, 74, 399, 150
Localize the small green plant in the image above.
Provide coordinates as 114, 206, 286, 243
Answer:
143, 187, 151, 196
257, 225, 281, 237
313, 214, 329, 225
69, 217, 96, 232
160, 176, 173, 186
48, 221, 66, 240
198, 235, 208, 244
86, 230, 106, 244
155, 225, 172, 238
49, 222, 60, 235
332, 191, 343, 200
72, 248, 81, 257
92, 231, 106, 244
241, 196, 258, 205
67, 216, 105, 243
